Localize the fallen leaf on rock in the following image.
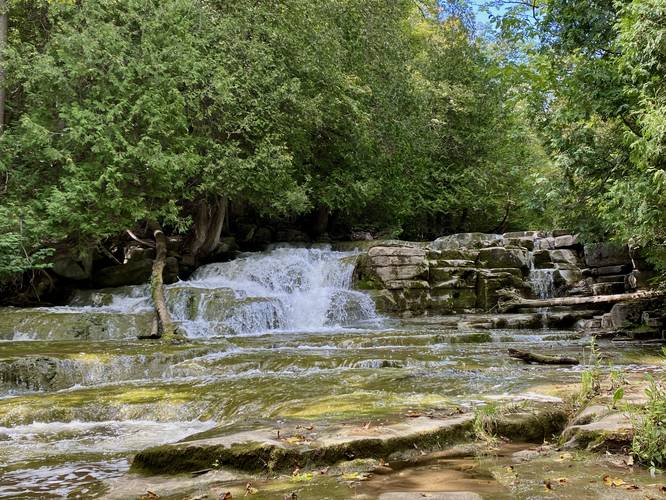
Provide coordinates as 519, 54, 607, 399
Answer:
220, 493, 232, 500
602, 475, 626, 487
142, 491, 160, 500
244, 483, 258, 496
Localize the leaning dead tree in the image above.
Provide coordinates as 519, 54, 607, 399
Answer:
497, 288, 664, 313
147, 221, 183, 342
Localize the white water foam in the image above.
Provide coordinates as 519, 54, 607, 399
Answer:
183, 246, 380, 334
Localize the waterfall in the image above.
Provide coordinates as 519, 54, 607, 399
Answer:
59, 246, 380, 338
527, 253, 555, 299
184, 246, 380, 334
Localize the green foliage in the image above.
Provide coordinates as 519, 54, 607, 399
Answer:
473, 402, 500, 445
486, 0, 666, 267
0, 0, 544, 289
631, 376, 666, 469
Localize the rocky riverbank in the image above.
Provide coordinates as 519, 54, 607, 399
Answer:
351, 232, 664, 340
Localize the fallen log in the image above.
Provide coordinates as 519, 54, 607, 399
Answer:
508, 348, 579, 365
497, 289, 664, 313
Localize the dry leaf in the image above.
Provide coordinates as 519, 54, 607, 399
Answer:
543, 479, 553, 491
292, 467, 300, 476
220, 493, 233, 500
244, 483, 258, 496
602, 475, 626, 487
363, 421, 371, 430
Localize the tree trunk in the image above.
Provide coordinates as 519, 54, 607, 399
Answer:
508, 348, 579, 365
190, 197, 227, 258
148, 221, 177, 341
312, 205, 329, 237
0, 0, 7, 133
497, 289, 664, 313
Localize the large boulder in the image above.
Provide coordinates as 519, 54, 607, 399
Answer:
534, 234, 579, 250
431, 233, 502, 250
356, 246, 428, 289
548, 249, 580, 266
477, 247, 529, 271
476, 269, 525, 310
52, 249, 93, 281
584, 242, 631, 268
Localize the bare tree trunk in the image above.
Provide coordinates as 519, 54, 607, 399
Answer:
498, 289, 664, 313
190, 197, 227, 258
0, 0, 7, 134
148, 221, 177, 341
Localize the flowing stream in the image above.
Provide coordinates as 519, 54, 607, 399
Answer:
0, 246, 662, 497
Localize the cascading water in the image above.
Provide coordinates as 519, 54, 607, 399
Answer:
527, 252, 556, 299
180, 245, 380, 335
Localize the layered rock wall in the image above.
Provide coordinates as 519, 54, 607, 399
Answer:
354, 232, 649, 316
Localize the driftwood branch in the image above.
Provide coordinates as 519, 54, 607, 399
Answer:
508, 348, 579, 365
497, 288, 664, 313
126, 229, 156, 248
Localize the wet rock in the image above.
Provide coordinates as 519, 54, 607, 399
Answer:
93, 259, 154, 288
591, 282, 625, 295
607, 302, 644, 330
430, 267, 478, 288
477, 247, 529, 270
431, 233, 502, 250
0, 308, 154, 340
584, 243, 631, 268
429, 289, 478, 312
0, 356, 59, 391
131, 415, 476, 474
380, 494, 482, 500
476, 269, 525, 310
562, 413, 633, 451
488, 405, 568, 442
531, 249, 552, 268
553, 264, 583, 286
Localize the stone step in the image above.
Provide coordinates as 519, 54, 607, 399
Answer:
591, 282, 625, 295
595, 274, 627, 284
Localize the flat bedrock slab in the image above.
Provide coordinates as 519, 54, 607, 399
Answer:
131, 404, 568, 476
380, 493, 483, 500
131, 415, 474, 475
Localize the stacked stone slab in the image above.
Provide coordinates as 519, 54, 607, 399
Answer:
355, 232, 649, 316
582, 242, 632, 295
355, 233, 533, 314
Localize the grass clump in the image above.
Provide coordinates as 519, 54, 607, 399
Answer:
631, 376, 666, 472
